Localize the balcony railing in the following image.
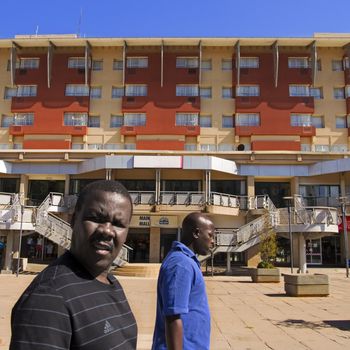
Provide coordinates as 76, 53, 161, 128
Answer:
210, 192, 240, 208
159, 191, 204, 206
129, 191, 156, 205
302, 196, 339, 208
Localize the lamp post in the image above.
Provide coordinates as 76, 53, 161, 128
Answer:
16, 204, 24, 277
283, 196, 294, 273
339, 197, 349, 278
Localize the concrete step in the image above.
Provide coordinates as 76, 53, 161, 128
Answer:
112, 263, 161, 278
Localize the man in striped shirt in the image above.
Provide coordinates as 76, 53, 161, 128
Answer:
10, 180, 138, 349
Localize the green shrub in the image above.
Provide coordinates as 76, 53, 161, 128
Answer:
258, 229, 277, 268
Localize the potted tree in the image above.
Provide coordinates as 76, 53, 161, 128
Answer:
251, 229, 281, 283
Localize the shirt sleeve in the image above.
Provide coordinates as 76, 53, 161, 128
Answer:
10, 285, 72, 350
160, 263, 193, 316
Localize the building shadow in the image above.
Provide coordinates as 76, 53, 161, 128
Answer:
275, 319, 350, 331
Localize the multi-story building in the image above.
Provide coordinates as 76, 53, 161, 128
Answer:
0, 33, 349, 272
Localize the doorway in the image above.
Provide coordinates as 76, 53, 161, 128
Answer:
160, 229, 177, 261
306, 238, 322, 265
28, 180, 65, 206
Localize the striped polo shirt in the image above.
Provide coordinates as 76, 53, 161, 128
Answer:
10, 251, 137, 350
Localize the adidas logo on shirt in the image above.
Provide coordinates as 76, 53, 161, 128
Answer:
104, 320, 114, 334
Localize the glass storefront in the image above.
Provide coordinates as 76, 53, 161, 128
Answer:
28, 180, 65, 205
125, 229, 150, 263
160, 228, 177, 261
255, 182, 290, 208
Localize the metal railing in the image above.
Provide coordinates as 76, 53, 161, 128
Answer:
159, 191, 205, 206
210, 192, 240, 208
129, 191, 156, 205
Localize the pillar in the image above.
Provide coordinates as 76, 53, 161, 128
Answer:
246, 244, 261, 267
149, 227, 161, 263
226, 252, 231, 274
19, 174, 28, 205
155, 169, 161, 204
290, 177, 299, 196
64, 174, 70, 195
297, 233, 307, 273
2, 230, 14, 272
247, 176, 255, 197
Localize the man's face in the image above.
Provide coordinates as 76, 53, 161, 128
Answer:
71, 190, 132, 280
193, 217, 215, 256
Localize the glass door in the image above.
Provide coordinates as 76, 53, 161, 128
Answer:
306, 238, 322, 264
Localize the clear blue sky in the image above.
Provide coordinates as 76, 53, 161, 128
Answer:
2, 0, 350, 39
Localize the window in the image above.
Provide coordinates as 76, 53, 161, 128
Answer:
201, 59, 212, 70
13, 143, 23, 149
331, 144, 348, 152
290, 113, 311, 127
124, 143, 136, 150
310, 87, 323, 99
333, 87, 345, 99
63, 112, 88, 126
222, 115, 234, 128
184, 144, 197, 151
336, 115, 347, 128
315, 144, 329, 152
344, 57, 350, 69
200, 115, 212, 127
176, 85, 198, 96
222, 59, 232, 70
104, 143, 123, 150
346, 86, 350, 98
113, 59, 124, 70
112, 86, 124, 98
65, 84, 89, 96
236, 85, 260, 97
301, 144, 311, 152
218, 144, 234, 151
110, 115, 124, 128
125, 85, 147, 96
240, 57, 259, 68
236, 113, 260, 126
68, 57, 85, 69
14, 113, 34, 126
90, 87, 102, 99
200, 144, 216, 151
4, 87, 17, 99
289, 85, 309, 97
1, 115, 13, 127
0, 144, 9, 149
124, 113, 146, 126
88, 115, 100, 128
176, 57, 199, 68
92, 60, 103, 71
175, 113, 198, 126
71, 143, 84, 150
18, 58, 39, 69
312, 115, 324, 128
17, 85, 37, 97
288, 57, 309, 68
222, 87, 232, 99
88, 144, 103, 150
126, 57, 148, 68
332, 60, 343, 71
200, 87, 212, 98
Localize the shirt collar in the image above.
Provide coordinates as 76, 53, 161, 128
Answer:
171, 241, 200, 267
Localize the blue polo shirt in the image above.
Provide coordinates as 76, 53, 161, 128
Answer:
152, 241, 210, 350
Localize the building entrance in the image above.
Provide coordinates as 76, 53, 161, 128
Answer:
306, 238, 322, 264
255, 182, 290, 208
160, 229, 177, 261
28, 180, 65, 206
125, 229, 150, 263
322, 236, 341, 265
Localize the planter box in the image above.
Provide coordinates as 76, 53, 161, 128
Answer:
251, 268, 281, 283
284, 273, 329, 297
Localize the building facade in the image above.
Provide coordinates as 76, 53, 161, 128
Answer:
0, 33, 350, 270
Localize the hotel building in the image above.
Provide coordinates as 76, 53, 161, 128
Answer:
0, 33, 349, 271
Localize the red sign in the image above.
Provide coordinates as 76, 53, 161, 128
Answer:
338, 216, 350, 232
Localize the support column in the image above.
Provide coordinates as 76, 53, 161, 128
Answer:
298, 233, 307, 273
2, 231, 14, 273
340, 172, 346, 197
19, 174, 28, 205
291, 177, 299, 196
205, 170, 211, 205
106, 169, 112, 180
247, 176, 255, 197
155, 169, 161, 204
149, 227, 160, 263
64, 175, 70, 196
226, 252, 231, 274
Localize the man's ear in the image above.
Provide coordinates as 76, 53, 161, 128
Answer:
193, 228, 200, 239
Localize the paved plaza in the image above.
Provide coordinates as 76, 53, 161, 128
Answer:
1, 267, 350, 349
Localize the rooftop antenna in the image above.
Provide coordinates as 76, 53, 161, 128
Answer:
77, 8, 83, 37
35, 25, 39, 36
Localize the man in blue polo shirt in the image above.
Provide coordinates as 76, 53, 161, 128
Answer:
152, 212, 215, 350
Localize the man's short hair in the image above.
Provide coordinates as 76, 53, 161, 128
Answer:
74, 180, 133, 218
